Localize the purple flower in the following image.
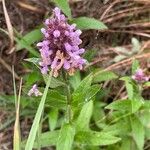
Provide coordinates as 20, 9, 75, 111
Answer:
37, 7, 86, 77
28, 84, 42, 97
132, 69, 149, 83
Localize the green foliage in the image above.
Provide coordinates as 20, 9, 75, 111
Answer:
16, 29, 42, 50
48, 108, 58, 131
72, 74, 93, 106
69, 71, 81, 90
56, 123, 75, 150
76, 100, 93, 131
15, 28, 42, 57
72, 17, 108, 30
25, 72, 52, 150
93, 70, 118, 83
130, 115, 145, 150
106, 99, 142, 113
53, 0, 72, 19
33, 130, 59, 148
75, 131, 121, 146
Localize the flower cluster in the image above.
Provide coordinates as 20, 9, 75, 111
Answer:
37, 7, 86, 77
28, 84, 42, 97
132, 69, 149, 83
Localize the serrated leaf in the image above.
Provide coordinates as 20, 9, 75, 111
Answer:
72, 17, 107, 30
121, 77, 134, 99
76, 100, 93, 131
85, 84, 100, 102
93, 101, 106, 129
106, 99, 131, 112
75, 131, 121, 146
48, 108, 58, 131
53, 0, 72, 19
22, 131, 59, 148
43, 74, 66, 88
103, 119, 131, 136
74, 74, 93, 93
56, 124, 75, 150
46, 90, 67, 109
72, 74, 93, 106
69, 71, 81, 90
33, 130, 59, 148
16, 29, 42, 50
131, 115, 145, 150
106, 99, 142, 113
93, 70, 118, 83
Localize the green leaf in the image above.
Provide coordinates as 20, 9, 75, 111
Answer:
93, 70, 118, 83
132, 59, 140, 74
46, 90, 67, 109
76, 100, 93, 131
24, 58, 40, 66
144, 82, 150, 87
139, 110, 150, 128
83, 49, 97, 62
53, 0, 72, 19
75, 131, 121, 146
93, 101, 106, 128
74, 74, 93, 94
48, 108, 58, 131
85, 84, 100, 102
43, 74, 66, 88
69, 71, 81, 90
56, 123, 75, 150
72, 74, 93, 106
130, 115, 145, 150
106, 99, 142, 113
121, 77, 134, 99
120, 137, 132, 150
16, 29, 42, 50
106, 99, 131, 112
103, 119, 131, 136
15, 37, 39, 57
33, 130, 59, 148
25, 71, 52, 150
72, 17, 107, 30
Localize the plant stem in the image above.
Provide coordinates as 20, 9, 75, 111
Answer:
67, 84, 72, 123
63, 72, 72, 123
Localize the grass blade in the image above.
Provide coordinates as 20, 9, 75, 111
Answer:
13, 78, 22, 150
2, 0, 14, 50
25, 70, 53, 150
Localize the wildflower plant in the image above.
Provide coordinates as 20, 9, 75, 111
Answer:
37, 7, 86, 76
11, 1, 150, 150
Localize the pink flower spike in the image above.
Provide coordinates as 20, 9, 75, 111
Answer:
132, 68, 149, 83
28, 84, 42, 97
37, 7, 86, 76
